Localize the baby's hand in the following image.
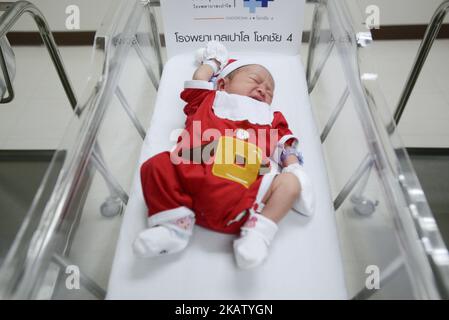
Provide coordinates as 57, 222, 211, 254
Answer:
195, 41, 229, 73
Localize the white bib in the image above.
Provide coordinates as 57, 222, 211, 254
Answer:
212, 91, 274, 125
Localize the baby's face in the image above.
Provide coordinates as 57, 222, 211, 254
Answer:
217, 65, 275, 105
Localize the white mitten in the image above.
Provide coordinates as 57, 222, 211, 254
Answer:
194, 47, 206, 65
233, 213, 278, 269
133, 208, 195, 258
282, 163, 315, 217
194, 41, 229, 73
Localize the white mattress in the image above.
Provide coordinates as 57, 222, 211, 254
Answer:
106, 52, 347, 299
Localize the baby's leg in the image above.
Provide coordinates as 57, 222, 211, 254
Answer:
260, 172, 301, 223
233, 173, 300, 269
133, 152, 195, 258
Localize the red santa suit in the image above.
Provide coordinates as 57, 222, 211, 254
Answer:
140, 80, 298, 234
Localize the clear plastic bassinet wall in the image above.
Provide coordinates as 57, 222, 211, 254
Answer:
307, 0, 449, 299
0, 0, 448, 299
0, 0, 161, 299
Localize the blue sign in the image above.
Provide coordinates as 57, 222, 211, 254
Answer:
244, 0, 274, 13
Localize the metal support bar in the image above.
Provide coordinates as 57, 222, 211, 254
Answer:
0, 44, 14, 103
91, 145, 129, 205
393, 0, 449, 125
115, 86, 146, 139
321, 87, 349, 143
306, 0, 325, 84
352, 257, 405, 300
334, 154, 374, 211
52, 254, 106, 300
308, 40, 334, 94
148, 0, 160, 6
0, 1, 78, 109
147, 4, 163, 78
133, 40, 160, 90
306, 0, 331, 93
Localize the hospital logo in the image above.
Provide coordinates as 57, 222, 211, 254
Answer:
244, 0, 273, 13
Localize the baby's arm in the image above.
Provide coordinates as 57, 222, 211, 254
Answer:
282, 147, 300, 167
192, 41, 228, 81
183, 44, 225, 119
280, 143, 315, 217
192, 59, 220, 81
280, 139, 303, 168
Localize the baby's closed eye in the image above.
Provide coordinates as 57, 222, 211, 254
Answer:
248, 74, 262, 82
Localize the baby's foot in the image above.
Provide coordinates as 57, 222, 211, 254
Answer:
233, 214, 278, 269
133, 209, 195, 258
133, 224, 191, 257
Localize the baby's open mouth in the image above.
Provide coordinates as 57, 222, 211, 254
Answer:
251, 95, 265, 102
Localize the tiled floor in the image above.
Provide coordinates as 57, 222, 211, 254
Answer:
0, 39, 448, 299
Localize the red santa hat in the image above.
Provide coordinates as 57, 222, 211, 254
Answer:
217, 59, 272, 80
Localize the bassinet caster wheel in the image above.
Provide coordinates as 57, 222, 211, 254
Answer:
350, 194, 379, 216
100, 196, 124, 217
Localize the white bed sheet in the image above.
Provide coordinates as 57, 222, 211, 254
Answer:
106, 52, 347, 299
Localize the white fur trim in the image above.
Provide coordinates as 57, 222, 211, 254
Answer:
213, 91, 273, 125
148, 207, 195, 228
226, 210, 248, 226
278, 134, 299, 147
218, 58, 271, 80
255, 173, 277, 204
184, 80, 214, 90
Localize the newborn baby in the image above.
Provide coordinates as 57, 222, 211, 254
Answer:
133, 41, 315, 269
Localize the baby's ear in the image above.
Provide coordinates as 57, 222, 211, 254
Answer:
216, 78, 226, 91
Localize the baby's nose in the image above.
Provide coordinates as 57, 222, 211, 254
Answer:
257, 87, 266, 97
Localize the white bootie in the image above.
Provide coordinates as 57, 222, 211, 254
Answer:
282, 163, 316, 217
233, 213, 278, 269
133, 207, 195, 258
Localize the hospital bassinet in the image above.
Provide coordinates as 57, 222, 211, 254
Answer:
0, 0, 448, 299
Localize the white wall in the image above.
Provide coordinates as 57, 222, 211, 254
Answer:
9, 0, 449, 33
10, 0, 117, 31
155, 1, 448, 34
302, 0, 449, 31
357, 0, 449, 25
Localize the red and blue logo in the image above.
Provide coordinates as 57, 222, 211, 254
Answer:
244, 0, 273, 13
